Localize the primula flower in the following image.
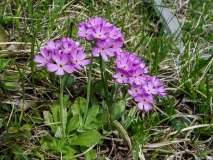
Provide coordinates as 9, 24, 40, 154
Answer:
151, 76, 162, 87
157, 85, 166, 97
112, 37, 123, 55
47, 52, 74, 76
128, 85, 143, 97
108, 26, 120, 40
92, 40, 115, 61
113, 68, 130, 84
143, 82, 158, 95
134, 94, 156, 111
61, 41, 76, 54
77, 22, 94, 40
34, 48, 52, 67
87, 17, 105, 27
45, 40, 61, 50
92, 25, 109, 40
71, 48, 90, 70
129, 67, 146, 85
116, 56, 133, 72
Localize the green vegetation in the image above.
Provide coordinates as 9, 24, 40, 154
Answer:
0, 0, 212, 159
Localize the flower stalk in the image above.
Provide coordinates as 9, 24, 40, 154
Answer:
83, 53, 94, 124
60, 77, 66, 137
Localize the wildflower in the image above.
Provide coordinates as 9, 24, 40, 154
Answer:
150, 76, 162, 87
112, 37, 123, 56
92, 40, 115, 61
157, 85, 166, 97
45, 40, 61, 50
108, 25, 121, 40
128, 85, 143, 97
113, 68, 130, 84
92, 25, 109, 40
129, 67, 146, 85
71, 48, 90, 70
134, 94, 156, 111
115, 55, 133, 72
34, 48, 52, 67
143, 82, 158, 95
87, 17, 105, 27
47, 52, 74, 76
77, 22, 94, 40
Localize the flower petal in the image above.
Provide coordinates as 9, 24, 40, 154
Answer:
47, 63, 58, 72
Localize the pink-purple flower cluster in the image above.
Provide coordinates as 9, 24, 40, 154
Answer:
77, 17, 123, 61
113, 51, 166, 111
75, 17, 167, 112
34, 37, 90, 76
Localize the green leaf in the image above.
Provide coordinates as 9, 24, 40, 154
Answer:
1, 103, 11, 112
66, 114, 81, 134
0, 58, 10, 69
85, 149, 96, 160
71, 97, 86, 117
40, 136, 57, 150
54, 126, 62, 138
111, 100, 125, 121
84, 105, 99, 127
8, 127, 19, 133
3, 82, 20, 91
64, 74, 75, 88
51, 103, 60, 123
70, 131, 101, 147
11, 143, 24, 154
63, 148, 76, 160
0, 118, 2, 128
171, 119, 185, 130
199, 149, 213, 158
43, 111, 57, 132
0, 25, 8, 49
21, 124, 31, 129
2, 73, 20, 81
20, 129, 32, 138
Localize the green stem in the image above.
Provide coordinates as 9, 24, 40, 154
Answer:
109, 84, 120, 124
60, 77, 65, 137
99, 57, 112, 129
83, 54, 94, 123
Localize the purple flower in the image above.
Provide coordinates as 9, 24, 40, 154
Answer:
157, 85, 166, 97
47, 52, 74, 76
92, 40, 115, 61
108, 26, 120, 40
143, 82, 158, 95
71, 48, 90, 70
151, 76, 162, 87
61, 41, 75, 54
112, 38, 123, 56
45, 40, 61, 50
129, 67, 146, 85
92, 25, 109, 40
113, 68, 130, 84
34, 48, 52, 67
128, 85, 143, 97
134, 94, 156, 111
77, 22, 94, 40
115, 56, 133, 72
87, 17, 105, 27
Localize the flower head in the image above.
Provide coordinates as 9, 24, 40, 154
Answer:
47, 52, 74, 76
34, 37, 90, 76
34, 48, 52, 67
134, 94, 156, 111
92, 40, 115, 61
71, 48, 90, 70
